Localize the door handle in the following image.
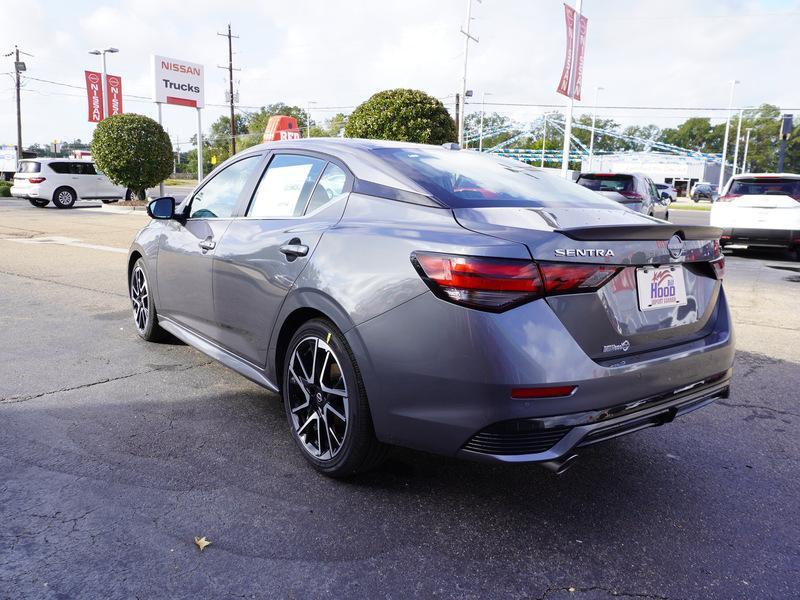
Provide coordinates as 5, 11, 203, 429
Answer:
279, 240, 309, 259
198, 238, 216, 251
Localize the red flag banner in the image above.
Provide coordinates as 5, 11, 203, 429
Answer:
106, 74, 123, 117
85, 70, 104, 122
556, 3, 575, 97
572, 14, 588, 101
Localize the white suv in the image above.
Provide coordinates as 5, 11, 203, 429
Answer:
711, 172, 800, 256
11, 158, 130, 208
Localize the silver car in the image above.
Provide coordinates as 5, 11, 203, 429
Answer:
128, 139, 734, 477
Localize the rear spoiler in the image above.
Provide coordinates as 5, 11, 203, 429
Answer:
556, 225, 723, 241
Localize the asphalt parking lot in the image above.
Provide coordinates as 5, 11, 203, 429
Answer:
1, 196, 798, 599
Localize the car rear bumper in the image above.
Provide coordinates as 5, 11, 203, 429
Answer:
11, 186, 39, 198
458, 369, 730, 463
721, 227, 799, 248
350, 287, 735, 461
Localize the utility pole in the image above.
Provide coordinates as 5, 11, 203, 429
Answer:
742, 128, 752, 173
218, 24, 240, 155
458, 0, 479, 147
718, 79, 739, 194
454, 93, 460, 138
5, 46, 32, 161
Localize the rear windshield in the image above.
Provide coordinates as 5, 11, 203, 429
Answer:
576, 174, 635, 193
17, 161, 41, 173
729, 177, 800, 197
370, 147, 621, 209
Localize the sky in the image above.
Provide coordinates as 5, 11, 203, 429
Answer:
2, 0, 799, 150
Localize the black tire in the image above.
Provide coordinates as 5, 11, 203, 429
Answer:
28, 198, 49, 208
282, 318, 388, 477
693, 197, 699, 203
52, 187, 76, 208
125, 188, 138, 201
130, 258, 169, 342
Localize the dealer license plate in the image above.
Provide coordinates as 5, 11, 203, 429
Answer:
636, 265, 688, 311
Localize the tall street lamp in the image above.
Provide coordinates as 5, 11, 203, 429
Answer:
742, 127, 753, 173
88, 47, 119, 120
717, 79, 739, 195
588, 85, 604, 171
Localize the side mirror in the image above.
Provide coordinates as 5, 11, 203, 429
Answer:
147, 196, 175, 220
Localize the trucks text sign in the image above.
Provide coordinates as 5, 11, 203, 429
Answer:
152, 55, 204, 108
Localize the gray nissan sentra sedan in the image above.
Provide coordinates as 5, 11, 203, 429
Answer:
128, 138, 734, 477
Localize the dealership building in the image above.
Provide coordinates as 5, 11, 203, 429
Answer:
580, 151, 733, 196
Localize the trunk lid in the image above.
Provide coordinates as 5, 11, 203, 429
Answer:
454, 206, 723, 361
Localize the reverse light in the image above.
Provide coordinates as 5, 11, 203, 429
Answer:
511, 386, 577, 399
411, 252, 620, 312
28, 177, 46, 184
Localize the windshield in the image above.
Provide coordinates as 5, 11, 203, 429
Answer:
17, 161, 41, 173
729, 177, 800, 197
370, 147, 622, 209
576, 174, 635, 193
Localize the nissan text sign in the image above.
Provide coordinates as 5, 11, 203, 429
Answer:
152, 55, 204, 108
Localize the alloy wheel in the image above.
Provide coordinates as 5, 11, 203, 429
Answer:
58, 190, 73, 204
130, 265, 149, 333
287, 336, 349, 460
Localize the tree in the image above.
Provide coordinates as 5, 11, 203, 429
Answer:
91, 113, 173, 200
573, 114, 622, 152
345, 89, 456, 144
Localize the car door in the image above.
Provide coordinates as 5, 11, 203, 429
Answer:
93, 164, 122, 198
156, 153, 264, 340
69, 162, 97, 199
646, 178, 668, 218
211, 152, 351, 366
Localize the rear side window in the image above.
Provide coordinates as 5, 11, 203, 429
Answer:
728, 177, 800, 198
17, 161, 41, 173
371, 147, 619, 209
577, 174, 635, 193
247, 154, 326, 217
305, 163, 347, 214
71, 162, 97, 175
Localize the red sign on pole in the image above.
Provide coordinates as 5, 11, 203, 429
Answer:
85, 70, 104, 122
573, 14, 588, 101
556, 4, 575, 98
106, 74, 123, 117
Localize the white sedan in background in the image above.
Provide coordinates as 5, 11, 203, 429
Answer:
711, 173, 800, 257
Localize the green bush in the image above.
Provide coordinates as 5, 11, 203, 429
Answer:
345, 88, 456, 145
0, 181, 11, 197
91, 114, 173, 200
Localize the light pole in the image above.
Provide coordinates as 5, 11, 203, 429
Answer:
541, 114, 549, 168
306, 101, 316, 138
89, 47, 119, 120
717, 79, 739, 194
458, 0, 479, 147
742, 127, 753, 173
561, 0, 583, 178
732, 107, 744, 174
588, 85, 604, 171
478, 91, 492, 152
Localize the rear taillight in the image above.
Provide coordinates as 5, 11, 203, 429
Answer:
710, 256, 725, 280
718, 193, 740, 202
28, 177, 46, 184
620, 191, 643, 200
411, 252, 620, 312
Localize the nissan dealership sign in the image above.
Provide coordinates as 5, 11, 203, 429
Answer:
152, 55, 204, 108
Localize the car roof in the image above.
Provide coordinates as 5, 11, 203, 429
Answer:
19, 157, 92, 163
579, 171, 648, 178
730, 172, 800, 180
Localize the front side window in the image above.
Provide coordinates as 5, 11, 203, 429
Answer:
190, 155, 261, 219
372, 147, 621, 209
305, 163, 347, 214
247, 154, 325, 218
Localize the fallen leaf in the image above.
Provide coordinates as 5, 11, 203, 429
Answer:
194, 536, 211, 551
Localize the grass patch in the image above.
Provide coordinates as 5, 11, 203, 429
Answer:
163, 178, 196, 187
670, 202, 712, 211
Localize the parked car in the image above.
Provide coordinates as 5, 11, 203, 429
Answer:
129, 139, 733, 477
691, 182, 718, 203
575, 172, 669, 219
11, 158, 132, 208
711, 173, 800, 257
655, 182, 677, 202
